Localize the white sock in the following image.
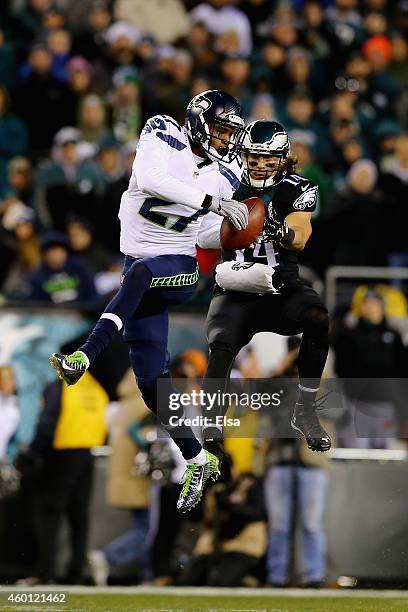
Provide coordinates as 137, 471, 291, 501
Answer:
186, 448, 206, 465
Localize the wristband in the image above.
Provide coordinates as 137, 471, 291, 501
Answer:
280, 224, 295, 247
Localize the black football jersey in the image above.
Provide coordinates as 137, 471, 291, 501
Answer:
222, 173, 318, 290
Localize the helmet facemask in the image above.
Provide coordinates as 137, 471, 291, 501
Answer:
242, 148, 287, 189
204, 118, 246, 163
241, 121, 291, 190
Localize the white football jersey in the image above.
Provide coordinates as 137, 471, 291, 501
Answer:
119, 115, 243, 258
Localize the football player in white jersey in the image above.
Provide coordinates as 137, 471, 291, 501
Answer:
49, 90, 248, 513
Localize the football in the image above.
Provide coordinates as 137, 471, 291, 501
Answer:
220, 197, 265, 251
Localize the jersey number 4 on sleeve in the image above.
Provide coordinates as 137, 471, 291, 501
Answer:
139, 198, 206, 233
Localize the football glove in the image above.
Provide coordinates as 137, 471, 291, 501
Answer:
202, 195, 249, 230
263, 217, 295, 247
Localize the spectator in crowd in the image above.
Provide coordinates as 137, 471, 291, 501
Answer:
332, 288, 407, 447
59, 0, 113, 31
179, 469, 267, 587
72, 1, 112, 62
17, 372, 108, 584
246, 93, 276, 123
67, 55, 94, 112
46, 28, 73, 83
3, 157, 35, 207
35, 127, 104, 230
260, 337, 333, 588
115, 0, 189, 44
190, 0, 252, 57
374, 119, 403, 168
13, 44, 76, 156
362, 35, 401, 119
0, 27, 18, 90
88, 369, 152, 586
187, 22, 217, 74
102, 20, 140, 71
219, 55, 251, 103
0, 365, 20, 461
79, 95, 111, 153
41, 4, 67, 34
12, 0, 55, 48
325, 159, 386, 267
291, 136, 333, 216
283, 92, 325, 159
108, 67, 141, 144
96, 138, 124, 184
96, 139, 136, 253
378, 134, 408, 267
67, 216, 112, 275
0, 87, 28, 197
25, 230, 97, 304
1, 204, 41, 297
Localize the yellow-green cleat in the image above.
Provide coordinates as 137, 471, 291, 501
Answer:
177, 450, 220, 513
49, 351, 89, 386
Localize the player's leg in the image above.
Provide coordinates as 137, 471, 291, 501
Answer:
124, 285, 220, 514
201, 293, 256, 452
266, 287, 331, 452
292, 304, 331, 451
49, 256, 153, 384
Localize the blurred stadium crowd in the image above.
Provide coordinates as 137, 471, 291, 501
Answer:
0, 0, 408, 297
1, 0, 408, 590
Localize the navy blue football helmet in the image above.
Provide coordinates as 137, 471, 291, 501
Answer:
184, 90, 245, 163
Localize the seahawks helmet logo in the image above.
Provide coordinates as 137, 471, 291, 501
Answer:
193, 96, 212, 113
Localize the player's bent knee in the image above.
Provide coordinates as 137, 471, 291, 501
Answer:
123, 261, 152, 288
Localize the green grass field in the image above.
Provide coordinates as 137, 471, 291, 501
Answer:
63, 594, 408, 612
1, 588, 408, 612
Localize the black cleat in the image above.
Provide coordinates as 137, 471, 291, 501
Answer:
291, 402, 331, 452
203, 439, 231, 482
49, 351, 88, 386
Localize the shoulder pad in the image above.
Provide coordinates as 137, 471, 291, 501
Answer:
142, 115, 184, 136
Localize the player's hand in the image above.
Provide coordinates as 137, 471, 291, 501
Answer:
263, 218, 294, 246
210, 197, 249, 230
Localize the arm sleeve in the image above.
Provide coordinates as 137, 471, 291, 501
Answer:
197, 211, 222, 249
134, 130, 208, 210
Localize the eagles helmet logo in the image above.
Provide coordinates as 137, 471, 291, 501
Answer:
292, 187, 318, 210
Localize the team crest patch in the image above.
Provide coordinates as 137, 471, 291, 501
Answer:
293, 187, 318, 210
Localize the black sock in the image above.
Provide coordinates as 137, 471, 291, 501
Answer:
297, 307, 329, 405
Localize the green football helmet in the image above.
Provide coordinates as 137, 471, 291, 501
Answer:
241, 120, 290, 189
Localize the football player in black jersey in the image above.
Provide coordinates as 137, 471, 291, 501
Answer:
201, 120, 331, 457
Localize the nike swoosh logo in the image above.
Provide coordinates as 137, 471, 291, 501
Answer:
300, 184, 309, 191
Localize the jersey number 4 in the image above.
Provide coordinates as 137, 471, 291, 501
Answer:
139, 198, 206, 232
